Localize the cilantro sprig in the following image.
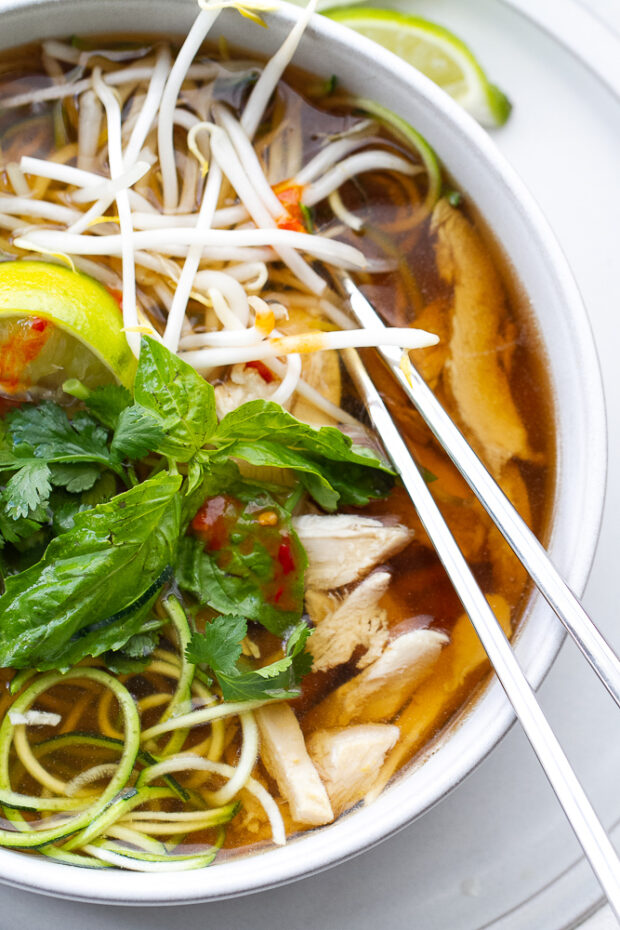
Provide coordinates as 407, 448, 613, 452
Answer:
186, 615, 313, 702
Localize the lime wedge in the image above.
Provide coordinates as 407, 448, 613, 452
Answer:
0, 261, 136, 401
323, 7, 512, 127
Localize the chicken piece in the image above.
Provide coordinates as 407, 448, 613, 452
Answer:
408, 297, 451, 390
303, 628, 449, 730
291, 350, 342, 427
256, 703, 333, 826
307, 724, 399, 816
488, 461, 533, 603
214, 363, 280, 419
366, 594, 511, 801
431, 199, 534, 473
306, 571, 391, 672
293, 514, 414, 590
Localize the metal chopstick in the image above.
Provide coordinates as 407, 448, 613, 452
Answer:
337, 272, 620, 710
341, 345, 620, 921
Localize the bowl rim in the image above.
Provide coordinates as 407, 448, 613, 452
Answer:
0, 0, 608, 905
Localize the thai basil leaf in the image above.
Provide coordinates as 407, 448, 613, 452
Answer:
210, 400, 394, 509
0, 472, 182, 670
110, 404, 165, 463
133, 336, 217, 462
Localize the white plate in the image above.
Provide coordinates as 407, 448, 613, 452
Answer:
0, 0, 619, 927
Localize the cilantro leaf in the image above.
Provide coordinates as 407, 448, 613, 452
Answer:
49, 461, 101, 493
133, 336, 217, 462
0, 472, 182, 669
8, 402, 110, 464
3, 460, 51, 518
0, 508, 45, 547
186, 617, 313, 702
185, 614, 246, 673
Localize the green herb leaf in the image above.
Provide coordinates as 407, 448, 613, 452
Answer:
110, 405, 165, 463
3, 460, 51, 518
84, 384, 133, 430
185, 614, 246, 673
187, 617, 312, 702
176, 479, 307, 635
211, 400, 394, 510
104, 628, 161, 675
133, 336, 217, 462
49, 461, 101, 493
0, 508, 45, 547
8, 402, 110, 464
0, 472, 182, 670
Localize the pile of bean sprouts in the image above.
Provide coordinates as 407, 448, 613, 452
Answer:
0, 0, 439, 424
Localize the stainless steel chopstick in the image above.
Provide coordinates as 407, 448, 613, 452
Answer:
337, 272, 620, 710
341, 345, 620, 921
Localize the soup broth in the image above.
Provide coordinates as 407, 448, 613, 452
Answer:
0, 24, 553, 867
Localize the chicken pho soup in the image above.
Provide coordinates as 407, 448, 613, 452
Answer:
0, 4, 552, 870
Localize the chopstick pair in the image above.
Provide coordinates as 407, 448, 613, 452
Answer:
335, 272, 620, 921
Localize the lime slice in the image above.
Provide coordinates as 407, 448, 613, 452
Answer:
323, 7, 512, 127
0, 261, 136, 401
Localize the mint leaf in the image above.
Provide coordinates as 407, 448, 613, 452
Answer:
133, 337, 217, 462
0, 472, 182, 669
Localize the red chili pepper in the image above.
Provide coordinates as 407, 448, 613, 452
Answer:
277, 537, 295, 575
272, 181, 307, 233
246, 360, 275, 383
191, 495, 235, 551
0, 317, 52, 394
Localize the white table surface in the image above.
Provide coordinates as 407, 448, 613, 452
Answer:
557, 0, 618, 920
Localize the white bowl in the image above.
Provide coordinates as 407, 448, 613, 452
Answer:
0, 0, 607, 905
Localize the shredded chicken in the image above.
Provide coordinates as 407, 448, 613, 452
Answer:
308, 724, 399, 817
293, 514, 413, 589
431, 199, 534, 472
256, 703, 333, 826
214, 363, 280, 418
291, 350, 341, 426
366, 595, 511, 802
306, 571, 391, 671
304, 628, 449, 730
